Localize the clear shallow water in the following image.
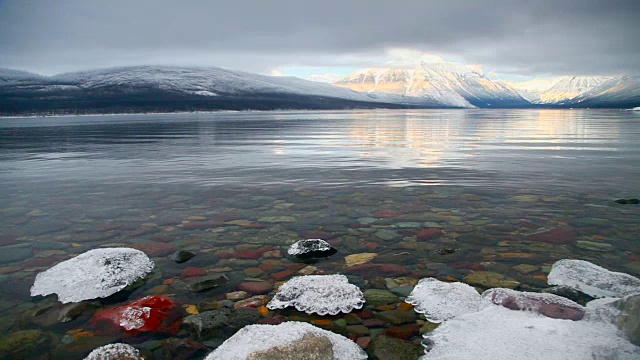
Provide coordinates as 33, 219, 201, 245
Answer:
0, 109, 639, 358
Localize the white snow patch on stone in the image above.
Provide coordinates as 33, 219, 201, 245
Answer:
31, 248, 154, 303
421, 305, 640, 360
405, 278, 485, 322
204, 321, 367, 360
547, 259, 640, 298
119, 306, 152, 331
287, 238, 332, 256
84, 343, 141, 360
267, 274, 365, 315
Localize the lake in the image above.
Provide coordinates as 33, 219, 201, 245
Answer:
1, 109, 639, 359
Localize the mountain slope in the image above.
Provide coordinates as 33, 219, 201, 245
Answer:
569, 76, 640, 108
0, 66, 425, 115
536, 76, 615, 104
334, 60, 530, 108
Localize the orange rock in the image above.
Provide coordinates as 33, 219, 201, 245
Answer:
591, 235, 607, 240
500, 252, 536, 259
163, 278, 175, 285
398, 302, 414, 311
376, 305, 395, 311
311, 319, 332, 325
257, 306, 269, 316
73, 331, 94, 339
533, 274, 548, 282
184, 305, 199, 315
445, 275, 457, 282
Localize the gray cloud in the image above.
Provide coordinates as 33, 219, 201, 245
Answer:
0, 0, 638, 76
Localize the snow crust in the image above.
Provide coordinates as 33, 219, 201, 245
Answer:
204, 321, 367, 360
547, 259, 640, 298
119, 306, 152, 331
287, 238, 332, 256
405, 278, 485, 323
30, 248, 154, 303
84, 343, 141, 360
421, 305, 640, 360
267, 274, 365, 315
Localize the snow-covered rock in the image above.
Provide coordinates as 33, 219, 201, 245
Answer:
405, 278, 485, 323
267, 274, 365, 315
535, 76, 615, 104
84, 343, 142, 360
547, 259, 640, 298
204, 322, 367, 360
483, 288, 585, 320
420, 305, 640, 360
30, 248, 154, 303
287, 239, 336, 259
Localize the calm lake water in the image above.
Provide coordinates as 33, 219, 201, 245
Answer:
1, 109, 639, 359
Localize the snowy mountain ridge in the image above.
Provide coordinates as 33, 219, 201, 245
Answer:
333, 60, 529, 108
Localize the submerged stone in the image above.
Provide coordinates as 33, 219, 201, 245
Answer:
30, 248, 154, 303
186, 274, 229, 292
267, 275, 365, 315
463, 271, 520, 289
287, 239, 337, 260
547, 259, 640, 298
170, 250, 196, 263
204, 322, 367, 360
91, 295, 182, 335
483, 288, 585, 320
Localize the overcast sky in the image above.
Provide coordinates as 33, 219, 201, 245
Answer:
0, 0, 638, 79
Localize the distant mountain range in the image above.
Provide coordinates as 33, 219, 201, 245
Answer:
0, 63, 638, 115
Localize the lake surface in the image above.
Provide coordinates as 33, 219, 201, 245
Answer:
1, 109, 639, 358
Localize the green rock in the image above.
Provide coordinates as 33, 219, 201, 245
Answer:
374, 310, 416, 325
346, 325, 370, 336
257, 216, 296, 223
364, 289, 399, 306
344, 313, 363, 325
576, 241, 614, 252
463, 271, 520, 289
0, 330, 48, 358
614, 294, 640, 346
367, 335, 423, 360
389, 286, 413, 297
375, 230, 400, 241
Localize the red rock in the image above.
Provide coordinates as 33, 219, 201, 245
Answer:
235, 250, 262, 260
91, 295, 183, 335
0, 234, 18, 246
357, 309, 374, 319
526, 227, 577, 244
262, 250, 282, 258
356, 337, 371, 349
257, 245, 275, 253
238, 282, 273, 294
379, 264, 410, 276
258, 315, 286, 325
470, 264, 485, 271
372, 210, 401, 218
366, 242, 378, 251
23, 256, 64, 267
233, 295, 269, 309
299, 230, 337, 240
128, 226, 157, 237
180, 221, 219, 230
131, 242, 175, 257
271, 269, 295, 281
417, 228, 443, 241
385, 324, 419, 340
216, 252, 234, 259
180, 267, 207, 279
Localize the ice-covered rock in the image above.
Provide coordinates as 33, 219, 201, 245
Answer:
287, 239, 336, 259
405, 278, 485, 322
267, 274, 365, 315
91, 295, 182, 335
84, 343, 142, 360
483, 288, 585, 320
547, 259, 640, 298
204, 322, 367, 360
31, 248, 154, 303
421, 305, 640, 360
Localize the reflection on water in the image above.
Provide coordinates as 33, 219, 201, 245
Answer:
0, 109, 639, 359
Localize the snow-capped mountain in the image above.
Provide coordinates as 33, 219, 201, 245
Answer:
333, 59, 530, 108
536, 76, 616, 104
0, 66, 424, 115
569, 76, 640, 108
